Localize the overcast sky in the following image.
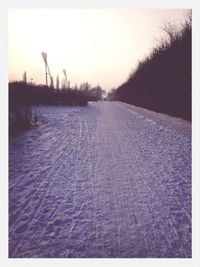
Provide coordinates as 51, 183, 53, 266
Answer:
8, 9, 189, 92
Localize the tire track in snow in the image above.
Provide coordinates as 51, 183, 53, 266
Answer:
84, 120, 99, 255
102, 107, 151, 255
10, 142, 68, 232
38, 118, 83, 241
9, 114, 79, 191
99, 102, 191, 257
96, 120, 121, 256
10, 116, 81, 256
9, 117, 80, 215
9, 128, 62, 190
122, 125, 187, 255
68, 118, 83, 244
123, 103, 190, 256
11, 146, 71, 256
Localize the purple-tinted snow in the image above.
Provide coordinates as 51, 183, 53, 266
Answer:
9, 101, 191, 258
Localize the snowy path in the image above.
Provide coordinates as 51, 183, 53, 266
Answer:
9, 101, 191, 258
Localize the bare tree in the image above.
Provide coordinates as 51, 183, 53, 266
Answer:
161, 21, 179, 43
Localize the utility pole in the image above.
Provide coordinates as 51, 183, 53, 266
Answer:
63, 69, 68, 88
56, 75, 60, 90
41, 52, 51, 86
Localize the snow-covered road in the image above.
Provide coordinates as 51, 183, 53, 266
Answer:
9, 101, 191, 258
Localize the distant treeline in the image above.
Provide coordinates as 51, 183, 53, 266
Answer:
110, 13, 191, 120
9, 82, 87, 135
9, 82, 88, 107
9, 81, 105, 135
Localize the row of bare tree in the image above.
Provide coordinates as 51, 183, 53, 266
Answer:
108, 12, 192, 120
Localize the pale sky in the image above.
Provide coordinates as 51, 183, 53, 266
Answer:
8, 9, 189, 92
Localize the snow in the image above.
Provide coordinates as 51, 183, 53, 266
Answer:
9, 101, 191, 258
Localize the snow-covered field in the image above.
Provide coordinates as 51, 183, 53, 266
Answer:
9, 101, 191, 258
